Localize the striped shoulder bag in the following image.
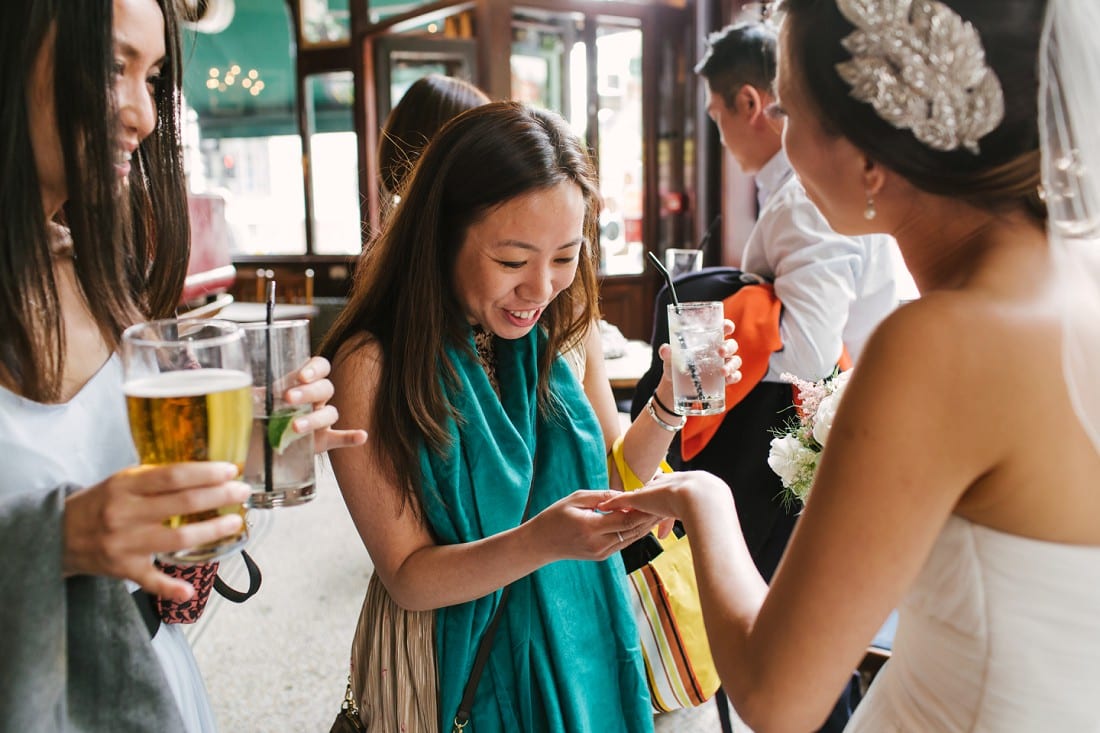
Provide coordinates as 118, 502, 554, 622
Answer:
611, 436, 721, 712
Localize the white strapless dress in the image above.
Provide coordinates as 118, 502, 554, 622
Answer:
847, 514, 1100, 732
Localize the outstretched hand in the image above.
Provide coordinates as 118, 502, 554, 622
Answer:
527, 490, 667, 562
282, 355, 368, 453
597, 470, 734, 528
63, 462, 251, 601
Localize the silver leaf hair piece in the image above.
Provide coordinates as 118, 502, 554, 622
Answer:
834, 0, 1005, 155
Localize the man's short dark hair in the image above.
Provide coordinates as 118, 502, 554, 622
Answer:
694, 21, 778, 108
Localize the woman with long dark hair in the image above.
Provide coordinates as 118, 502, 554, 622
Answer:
0, 1, 363, 729
324, 102, 738, 732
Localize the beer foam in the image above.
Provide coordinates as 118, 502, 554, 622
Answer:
124, 368, 251, 398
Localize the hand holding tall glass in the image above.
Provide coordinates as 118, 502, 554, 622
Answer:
240, 319, 316, 508
121, 319, 253, 564
668, 301, 727, 416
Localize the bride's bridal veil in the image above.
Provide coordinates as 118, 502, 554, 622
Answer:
1040, 0, 1100, 452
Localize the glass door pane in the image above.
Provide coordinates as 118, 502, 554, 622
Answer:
509, 11, 644, 275
595, 24, 644, 275
307, 72, 362, 254
300, 0, 351, 45
373, 37, 478, 121
181, 1, 307, 255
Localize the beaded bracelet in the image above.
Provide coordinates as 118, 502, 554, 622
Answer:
651, 392, 681, 419
646, 397, 686, 433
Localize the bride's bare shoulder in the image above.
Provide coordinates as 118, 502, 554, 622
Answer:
858, 288, 1034, 387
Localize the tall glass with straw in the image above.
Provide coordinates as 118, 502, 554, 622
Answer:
239, 283, 316, 507
647, 251, 727, 416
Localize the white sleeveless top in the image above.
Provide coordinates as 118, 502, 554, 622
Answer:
0, 356, 218, 733
847, 513, 1100, 732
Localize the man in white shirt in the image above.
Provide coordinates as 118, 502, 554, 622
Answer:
693, 20, 902, 733
700, 22, 901, 380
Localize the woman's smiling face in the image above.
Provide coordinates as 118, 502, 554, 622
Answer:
110, 0, 166, 180
452, 181, 586, 339
27, 0, 166, 217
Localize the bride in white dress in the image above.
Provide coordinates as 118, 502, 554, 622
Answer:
601, 1, 1100, 731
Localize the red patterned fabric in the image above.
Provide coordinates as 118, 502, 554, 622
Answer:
155, 561, 219, 624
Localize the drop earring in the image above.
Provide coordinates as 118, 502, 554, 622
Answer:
864, 194, 876, 221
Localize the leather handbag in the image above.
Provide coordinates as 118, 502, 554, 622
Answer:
154, 561, 219, 624
329, 675, 366, 733
155, 549, 263, 623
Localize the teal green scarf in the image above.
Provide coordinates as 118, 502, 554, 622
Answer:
419, 327, 652, 732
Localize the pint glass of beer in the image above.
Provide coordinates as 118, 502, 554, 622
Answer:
121, 319, 253, 564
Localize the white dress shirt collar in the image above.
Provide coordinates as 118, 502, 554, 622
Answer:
755, 148, 794, 212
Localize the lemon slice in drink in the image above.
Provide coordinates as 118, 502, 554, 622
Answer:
267, 409, 304, 455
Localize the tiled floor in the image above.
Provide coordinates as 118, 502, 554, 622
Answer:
190, 462, 751, 731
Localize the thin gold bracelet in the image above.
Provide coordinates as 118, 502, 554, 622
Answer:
646, 397, 686, 433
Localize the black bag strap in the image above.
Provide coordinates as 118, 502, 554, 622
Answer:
130, 589, 161, 638
213, 549, 263, 603
451, 450, 537, 733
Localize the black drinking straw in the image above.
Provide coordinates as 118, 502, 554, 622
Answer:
692, 214, 721, 251
646, 251, 705, 402
263, 281, 275, 494
647, 251, 680, 306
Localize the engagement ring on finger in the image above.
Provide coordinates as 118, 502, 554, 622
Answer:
616, 531, 624, 543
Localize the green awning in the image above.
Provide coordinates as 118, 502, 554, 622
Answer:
181, 0, 300, 138
181, 0, 468, 139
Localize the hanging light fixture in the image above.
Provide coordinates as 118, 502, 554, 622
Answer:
180, 0, 236, 34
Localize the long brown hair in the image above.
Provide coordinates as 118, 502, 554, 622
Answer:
378, 74, 489, 198
322, 102, 602, 512
0, 0, 189, 402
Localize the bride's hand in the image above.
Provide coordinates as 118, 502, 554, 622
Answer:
597, 470, 733, 524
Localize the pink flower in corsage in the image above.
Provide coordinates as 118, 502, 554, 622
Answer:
767, 370, 852, 507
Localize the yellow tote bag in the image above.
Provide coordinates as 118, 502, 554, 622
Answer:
610, 438, 721, 712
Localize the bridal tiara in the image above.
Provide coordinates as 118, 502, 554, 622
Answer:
833, 0, 1005, 155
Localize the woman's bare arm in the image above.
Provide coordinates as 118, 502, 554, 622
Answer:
328, 338, 661, 611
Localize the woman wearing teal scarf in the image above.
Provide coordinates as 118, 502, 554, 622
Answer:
422, 327, 647, 731
323, 103, 661, 731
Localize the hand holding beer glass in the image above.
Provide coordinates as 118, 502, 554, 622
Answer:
121, 319, 253, 564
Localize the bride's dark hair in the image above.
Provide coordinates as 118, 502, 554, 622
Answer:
780, 0, 1047, 216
